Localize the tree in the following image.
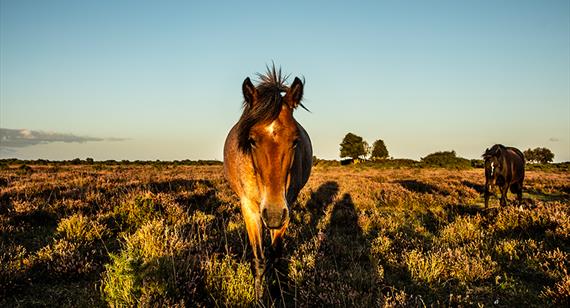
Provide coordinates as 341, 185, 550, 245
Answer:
340, 133, 368, 160
370, 139, 389, 160
523, 148, 536, 163
524, 147, 554, 164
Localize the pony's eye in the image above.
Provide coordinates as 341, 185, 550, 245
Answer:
292, 139, 299, 148
248, 137, 257, 148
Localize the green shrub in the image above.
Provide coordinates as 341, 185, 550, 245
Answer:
438, 215, 483, 247
204, 255, 255, 306
405, 245, 496, 288
124, 219, 187, 261
101, 219, 197, 307
57, 214, 108, 243
112, 192, 166, 232
471, 159, 484, 168
101, 249, 144, 306
420, 151, 471, 169
404, 249, 446, 286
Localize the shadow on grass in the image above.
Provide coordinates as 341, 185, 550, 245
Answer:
312, 193, 380, 306
443, 203, 486, 218
462, 180, 485, 194
277, 186, 380, 306
524, 189, 569, 202
397, 180, 450, 196
264, 181, 340, 306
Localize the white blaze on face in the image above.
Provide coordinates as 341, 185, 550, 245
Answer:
490, 162, 495, 176
265, 121, 278, 136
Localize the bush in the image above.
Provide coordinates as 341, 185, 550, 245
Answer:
204, 255, 255, 306
471, 159, 484, 168
57, 214, 108, 243
438, 215, 483, 247
405, 249, 446, 286
101, 219, 199, 307
420, 151, 471, 169
112, 192, 166, 232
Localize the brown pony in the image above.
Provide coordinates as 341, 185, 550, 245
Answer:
223, 66, 312, 297
483, 144, 525, 207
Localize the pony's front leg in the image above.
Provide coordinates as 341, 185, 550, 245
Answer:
267, 221, 289, 300
241, 199, 265, 299
269, 220, 289, 261
484, 182, 491, 208
500, 185, 509, 207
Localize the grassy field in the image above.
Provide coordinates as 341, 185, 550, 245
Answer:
1, 163, 569, 307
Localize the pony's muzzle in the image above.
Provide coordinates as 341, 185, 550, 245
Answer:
261, 206, 288, 229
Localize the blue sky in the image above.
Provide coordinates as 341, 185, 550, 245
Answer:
1, 0, 569, 161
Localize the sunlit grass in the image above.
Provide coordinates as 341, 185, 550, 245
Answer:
0, 163, 568, 306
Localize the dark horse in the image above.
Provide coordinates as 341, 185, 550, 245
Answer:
223, 66, 312, 298
483, 144, 525, 207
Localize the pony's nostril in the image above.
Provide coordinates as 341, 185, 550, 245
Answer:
261, 208, 268, 221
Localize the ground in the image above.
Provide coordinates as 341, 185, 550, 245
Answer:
1, 163, 569, 306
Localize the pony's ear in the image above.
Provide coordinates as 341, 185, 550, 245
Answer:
287, 77, 304, 108
495, 146, 503, 157
242, 77, 257, 106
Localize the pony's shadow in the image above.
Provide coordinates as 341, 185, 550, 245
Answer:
265, 181, 339, 305
311, 193, 378, 306
303, 181, 340, 230
268, 182, 378, 306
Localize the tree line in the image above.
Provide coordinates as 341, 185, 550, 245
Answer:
339, 132, 555, 164
340, 133, 389, 161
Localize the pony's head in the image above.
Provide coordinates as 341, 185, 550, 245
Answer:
483, 144, 505, 177
238, 66, 305, 229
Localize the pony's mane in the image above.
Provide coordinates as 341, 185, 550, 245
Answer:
482, 144, 506, 158
237, 65, 290, 152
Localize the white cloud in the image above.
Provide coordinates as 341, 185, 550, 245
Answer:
0, 128, 127, 148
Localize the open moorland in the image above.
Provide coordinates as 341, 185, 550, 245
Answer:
1, 162, 569, 307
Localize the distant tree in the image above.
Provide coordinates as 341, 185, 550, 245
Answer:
524, 147, 554, 164
537, 148, 554, 163
370, 139, 389, 160
85, 157, 94, 164
363, 141, 371, 158
523, 148, 536, 163
340, 133, 368, 160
